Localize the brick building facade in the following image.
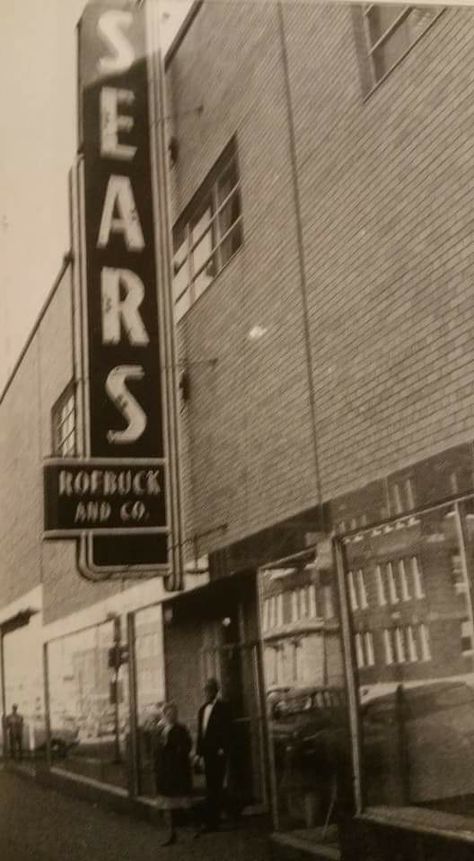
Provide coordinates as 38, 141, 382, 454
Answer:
3, 3, 474, 859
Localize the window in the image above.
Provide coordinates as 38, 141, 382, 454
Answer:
362, 5, 442, 87
348, 569, 369, 611
383, 624, 430, 665
383, 628, 394, 665
357, 569, 368, 608
172, 139, 242, 321
276, 593, 283, 628
375, 565, 387, 606
394, 627, 406, 664
387, 562, 399, 604
411, 556, 425, 599
322, 585, 334, 619
348, 570, 358, 611
291, 591, 298, 623
406, 624, 418, 662
419, 623, 431, 661
52, 383, 76, 456
355, 631, 375, 669
308, 584, 317, 618
269, 597, 277, 629
398, 559, 411, 601
451, 553, 466, 594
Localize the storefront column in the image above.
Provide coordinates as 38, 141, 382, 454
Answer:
43, 642, 52, 767
334, 537, 363, 813
453, 502, 474, 657
127, 612, 140, 798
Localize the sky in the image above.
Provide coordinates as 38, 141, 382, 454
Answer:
0, 0, 191, 393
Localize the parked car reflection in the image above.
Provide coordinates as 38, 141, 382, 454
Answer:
362, 679, 474, 806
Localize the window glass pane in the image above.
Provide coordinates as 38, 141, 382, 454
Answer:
346, 504, 474, 815
53, 387, 76, 457
376, 565, 386, 606
133, 606, 165, 798
220, 220, 243, 266
372, 20, 410, 79
219, 190, 241, 236
258, 557, 348, 837
191, 199, 213, 246
175, 289, 191, 323
192, 228, 216, 298
47, 621, 130, 791
172, 259, 190, 303
3, 615, 44, 759
366, 4, 406, 44
172, 143, 242, 314
173, 226, 188, 268
217, 158, 238, 205
369, 6, 440, 82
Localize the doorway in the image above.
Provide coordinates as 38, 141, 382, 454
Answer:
163, 571, 268, 811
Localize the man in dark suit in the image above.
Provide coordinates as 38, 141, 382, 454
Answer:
195, 678, 232, 832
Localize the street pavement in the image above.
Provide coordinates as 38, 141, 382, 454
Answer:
0, 769, 270, 861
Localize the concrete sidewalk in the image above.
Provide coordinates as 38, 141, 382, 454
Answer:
0, 768, 270, 861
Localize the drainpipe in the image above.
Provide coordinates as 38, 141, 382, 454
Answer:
276, 2, 324, 529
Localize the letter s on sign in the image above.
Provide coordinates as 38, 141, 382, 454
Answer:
98, 11, 135, 75
106, 365, 147, 444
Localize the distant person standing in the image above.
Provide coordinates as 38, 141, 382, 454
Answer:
154, 702, 193, 846
6, 705, 23, 760
195, 678, 232, 832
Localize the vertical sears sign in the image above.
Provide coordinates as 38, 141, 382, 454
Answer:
68, 2, 168, 572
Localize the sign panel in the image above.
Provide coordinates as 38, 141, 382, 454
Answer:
57, 1, 170, 571
78, 3, 163, 462
44, 459, 166, 537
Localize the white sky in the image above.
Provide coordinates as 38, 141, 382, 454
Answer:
0, 0, 191, 393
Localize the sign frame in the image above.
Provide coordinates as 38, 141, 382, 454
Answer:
43, 0, 184, 583
43, 456, 169, 541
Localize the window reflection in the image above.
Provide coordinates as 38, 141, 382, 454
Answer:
133, 605, 165, 797
258, 554, 347, 842
346, 503, 474, 814
2, 616, 45, 758
47, 621, 130, 789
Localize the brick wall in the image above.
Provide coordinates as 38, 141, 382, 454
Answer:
169, 1, 317, 552
0, 266, 127, 622
168, 3, 474, 558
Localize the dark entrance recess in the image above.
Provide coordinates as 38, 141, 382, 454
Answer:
162, 570, 269, 812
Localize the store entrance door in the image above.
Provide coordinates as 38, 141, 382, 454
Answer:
163, 571, 269, 814
200, 616, 267, 811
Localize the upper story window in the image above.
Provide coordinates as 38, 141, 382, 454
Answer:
348, 569, 369, 611
172, 138, 243, 322
362, 4, 442, 87
52, 383, 76, 456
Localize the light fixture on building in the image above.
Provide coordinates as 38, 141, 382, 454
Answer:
248, 325, 267, 341
222, 617, 232, 627
163, 607, 173, 625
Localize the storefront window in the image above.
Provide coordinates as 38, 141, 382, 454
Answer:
343, 502, 474, 817
133, 605, 165, 797
2, 614, 45, 758
46, 619, 130, 790
258, 552, 347, 844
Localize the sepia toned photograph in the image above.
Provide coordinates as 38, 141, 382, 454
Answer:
1, 0, 474, 858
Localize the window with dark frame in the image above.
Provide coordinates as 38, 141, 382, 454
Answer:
52, 383, 76, 457
362, 4, 442, 87
172, 139, 243, 321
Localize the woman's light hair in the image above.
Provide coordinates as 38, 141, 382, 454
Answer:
162, 701, 178, 718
